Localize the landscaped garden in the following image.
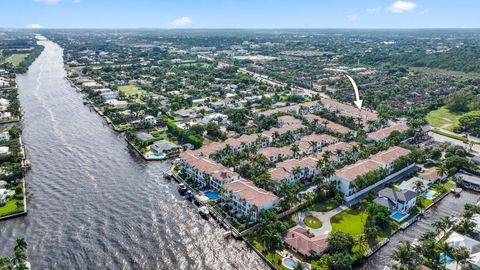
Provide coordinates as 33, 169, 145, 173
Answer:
331, 208, 367, 239
303, 215, 322, 229
0, 198, 24, 217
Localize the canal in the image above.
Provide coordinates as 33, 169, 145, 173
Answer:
356, 190, 479, 269
0, 39, 267, 269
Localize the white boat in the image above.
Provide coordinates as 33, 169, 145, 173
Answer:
198, 206, 210, 217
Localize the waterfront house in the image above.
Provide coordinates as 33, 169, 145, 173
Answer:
179, 151, 239, 190
374, 187, 417, 213
284, 225, 328, 257
221, 179, 279, 221
0, 146, 10, 155
418, 167, 446, 183
0, 188, 8, 205
445, 232, 480, 269
0, 131, 10, 142
105, 99, 128, 109
151, 140, 181, 157
0, 112, 12, 121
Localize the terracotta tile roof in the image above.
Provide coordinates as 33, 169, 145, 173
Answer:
419, 167, 444, 182
300, 134, 337, 144
268, 167, 292, 182
284, 225, 328, 256
224, 134, 259, 148
370, 146, 411, 165
258, 147, 293, 159
180, 150, 237, 179
277, 157, 319, 172
368, 124, 409, 141
333, 146, 411, 181
193, 142, 226, 156
334, 159, 384, 181
262, 124, 306, 137
223, 179, 279, 207
320, 98, 379, 121
304, 114, 352, 134
322, 142, 355, 153
278, 115, 303, 125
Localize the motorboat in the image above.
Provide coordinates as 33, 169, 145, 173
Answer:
178, 183, 187, 195
198, 206, 210, 217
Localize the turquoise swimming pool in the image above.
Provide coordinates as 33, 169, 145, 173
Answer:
204, 190, 219, 200
440, 252, 454, 265
423, 189, 437, 200
390, 212, 408, 222
282, 258, 307, 270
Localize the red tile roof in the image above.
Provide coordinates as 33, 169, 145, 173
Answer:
284, 225, 328, 256
223, 179, 279, 207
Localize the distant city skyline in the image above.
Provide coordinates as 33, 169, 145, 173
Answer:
1, 0, 479, 29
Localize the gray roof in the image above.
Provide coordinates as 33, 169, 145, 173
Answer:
136, 132, 154, 142
373, 197, 395, 209
152, 140, 179, 152
378, 187, 417, 203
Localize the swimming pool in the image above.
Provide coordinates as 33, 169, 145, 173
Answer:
282, 258, 307, 270
440, 252, 454, 265
390, 212, 409, 222
423, 189, 437, 200
204, 190, 219, 200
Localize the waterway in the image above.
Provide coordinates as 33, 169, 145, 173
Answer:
356, 190, 479, 269
0, 40, 267, 269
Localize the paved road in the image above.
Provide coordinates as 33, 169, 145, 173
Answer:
296, 205, 348, 236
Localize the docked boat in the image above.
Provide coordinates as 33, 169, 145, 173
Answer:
178, 183, 187, 195
185, 190, 194, 200
198, 206, 210, 217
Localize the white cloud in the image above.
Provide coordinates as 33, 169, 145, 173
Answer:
171, 16, 192, 27
367, 7, 381, 13
26, 24, 46, 29
72, 0, 82, 3
386, 1, 417, 13
33, 0, 62, 3
346, 14, 359, 21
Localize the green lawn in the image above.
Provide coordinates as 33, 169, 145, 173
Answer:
0, 199, 23, 217
250, 238, 288, 270
419, 197, 433, 208
304, 215, 322, 229
306, 200, 340, 212
427, 106, 462, 130
431, 130, 468, 142
331, 208, 367, 238
118, 85, 144, 99
4, 54, 28, 66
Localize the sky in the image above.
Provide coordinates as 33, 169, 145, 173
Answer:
0, 0, 478, 29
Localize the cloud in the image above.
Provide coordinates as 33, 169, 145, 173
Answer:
367, 7, 381, 13
72, 0, 82, 3
33, 0, 62, 3
386, 1, 417, 13
26, 24, 46, 29
171, 16, 192, 27
346, 14, 359, 21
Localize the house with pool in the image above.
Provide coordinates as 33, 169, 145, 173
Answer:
178, 150, 239, 190
330, 146, 414, 202
374, 187, 417, 222
221, 179, 279, 221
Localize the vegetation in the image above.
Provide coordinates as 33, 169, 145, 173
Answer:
303, 215, 322, 229
0, 238, 28, 270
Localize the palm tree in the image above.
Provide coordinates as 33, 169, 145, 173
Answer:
391, 241, 420, 269
437, 166, 448, 178
453, 247, 470, 270
440, 242, 454, 268
432, 219, 447, 234
290, 143, 300, 158
414, 180, 424, 195
292, 166, 302, 180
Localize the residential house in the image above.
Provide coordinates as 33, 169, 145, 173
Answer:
278, 115, 303, 126
268, 167, 295, 186
0, 188, 8, 205
144, 115, 157, 126
0, 131, 10, 142
304, 114, 352, 135
445, 232, 480, 269
258, 147, 293, 163
276, 157, 320, 181
284, 225, 328, 257
374, 187, 417, 213
331, 146, 413, 201
151, 140, 181, 157
221, 179, 279, 221
201, 113, 228, 125
418, 167, 446, 183
367, 124, 409, 142
105, 99, 128, 109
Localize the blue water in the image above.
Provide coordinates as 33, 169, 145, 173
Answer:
423, 189, 437, 200
440, 253, 454, 265
391, 212, 408, 221
283, 258, 296, 269
204, 191, 219, 200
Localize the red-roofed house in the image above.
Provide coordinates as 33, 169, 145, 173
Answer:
367, 124, 409, 142
284, 225, 328, 256
221, 179, 279, 221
